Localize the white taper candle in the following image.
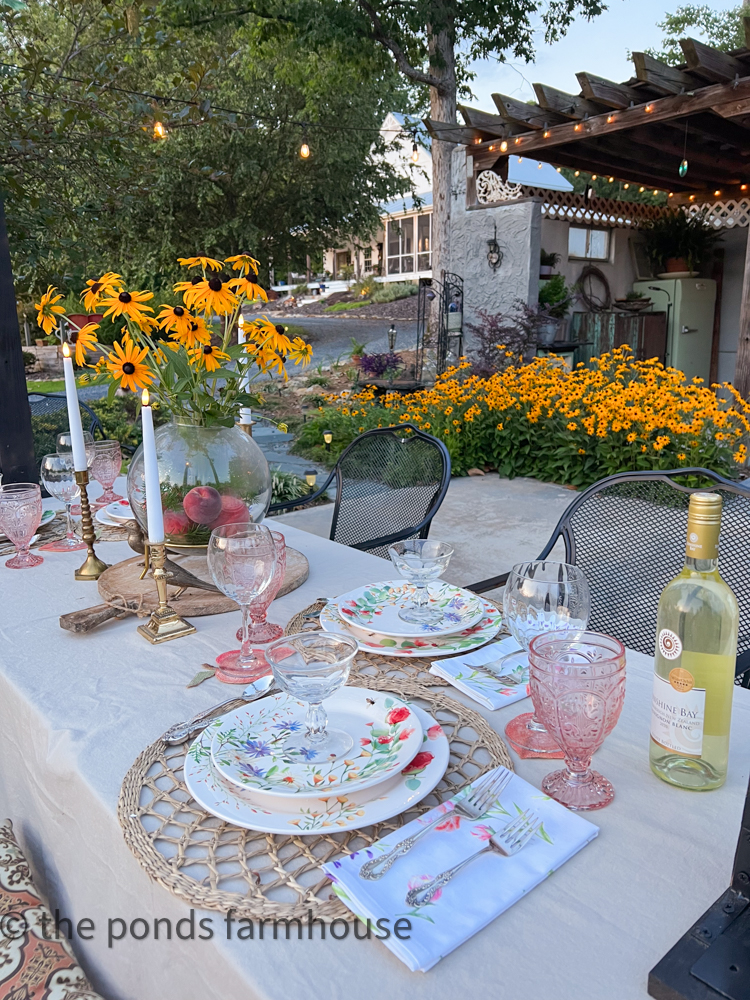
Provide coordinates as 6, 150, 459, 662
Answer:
140, 389, 165, 544
61, 343, 88, 472
237, 315, 253, 425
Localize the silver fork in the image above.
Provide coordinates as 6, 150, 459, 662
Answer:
358, 768, 513, 881
405, 808, 542, 907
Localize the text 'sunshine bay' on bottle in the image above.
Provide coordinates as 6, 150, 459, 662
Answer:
649, 493, 739, 790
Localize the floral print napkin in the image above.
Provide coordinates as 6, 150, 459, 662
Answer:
323, 769, 598, 972
430, 636, 531, 710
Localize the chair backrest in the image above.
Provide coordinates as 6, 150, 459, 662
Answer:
329, 424, 451, 557
538, 468, 750, 672
28, 392, 105, 466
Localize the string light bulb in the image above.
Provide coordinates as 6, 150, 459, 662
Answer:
153, 121, 167, 140
608, 176, 614, 183
499, 140, 508, 152
652, 189, 659, 196
623, 183, 630, 189
742, 184, 748, 191
556, 166, 562, 172
574, 170, 580, 177
300, 140, 310, 159
714, 189, 721, 197
607, 115, 615, 124
639, 186, 645, 193
411, 142, 419, 163
591, 174, 597, 180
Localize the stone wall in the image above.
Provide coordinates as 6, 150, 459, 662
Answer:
448, 147, 541, 337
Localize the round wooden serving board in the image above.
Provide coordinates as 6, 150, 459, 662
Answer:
97, 548, 309, 616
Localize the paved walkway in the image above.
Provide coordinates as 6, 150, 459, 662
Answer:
271, 473, 574, 593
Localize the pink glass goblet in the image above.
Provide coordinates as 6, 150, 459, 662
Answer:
207, 523, 277, 685
528, 630, 626, 811
0, 483, 44, 569
90, 440, 123, 508
234, 529, 286, 645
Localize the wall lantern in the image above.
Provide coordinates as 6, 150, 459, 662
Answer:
486, 225, 503, 271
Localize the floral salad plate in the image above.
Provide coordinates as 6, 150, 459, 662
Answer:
105, 499, 133, 522
208, 688, 423, 801
332, 581, 484, 638
185, 704, 450, 834
321, 597, 503, 658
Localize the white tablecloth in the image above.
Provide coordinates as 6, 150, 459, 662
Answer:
0, 491, 748, 1000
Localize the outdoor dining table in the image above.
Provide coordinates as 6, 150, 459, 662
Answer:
0, 486, 748, 1000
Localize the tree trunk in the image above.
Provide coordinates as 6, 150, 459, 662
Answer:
427, 22, 456, 289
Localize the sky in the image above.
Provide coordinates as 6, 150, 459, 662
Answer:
466, 0, 740, 112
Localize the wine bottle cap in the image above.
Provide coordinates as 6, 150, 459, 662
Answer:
688, 492, 723, 524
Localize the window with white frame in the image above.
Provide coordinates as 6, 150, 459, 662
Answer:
363, 246, 373, 273
417, 213, 431, 271
386, 217, 414, 274
568, 226, 610, 261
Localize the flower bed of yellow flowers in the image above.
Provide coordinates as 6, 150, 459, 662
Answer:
35, 254, 313, 426
297, 348, 750, 487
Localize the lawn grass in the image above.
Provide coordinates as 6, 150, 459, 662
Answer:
26, 378, 66, 393
324, 300, 371, 313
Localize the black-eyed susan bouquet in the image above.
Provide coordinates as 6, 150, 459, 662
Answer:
35, 254, 313, 427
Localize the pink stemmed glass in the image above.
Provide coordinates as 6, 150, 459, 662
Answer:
207, 523, 277, 685
528, 630, 626, 811
0, 483, 44, 569
90, 440, 123, 508
234, 529, 286, 645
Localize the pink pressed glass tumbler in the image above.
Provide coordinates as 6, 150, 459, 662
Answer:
235, 529, 287, 644
0, 483, 44, 569
528, 630, 626, 811
90, 440, 123, 507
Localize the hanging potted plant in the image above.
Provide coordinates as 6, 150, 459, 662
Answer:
537, 274, 573, 345
540, 248, 561, 277
641, 209, 722, 276
37, 255, 313, 549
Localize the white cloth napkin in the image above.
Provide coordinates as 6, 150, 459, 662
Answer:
322, 768, 599, 972
430, 636, 531, 710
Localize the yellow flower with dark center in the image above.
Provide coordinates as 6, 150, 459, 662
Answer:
228, 276, 268, 302
177, 256, 223, 272
35, 286, 66, 335
71, 323, 99, 366
225, 254, 260, 276
80, 272, 123, 312
99, 288, 155, 330
158, 304, 193, 339
170, 316, 211, 349
188, 344, 230, 373
173, 276, 204, 299
106, 337, 153, 392
287, 338, 313, 367
184, 275, 237, 316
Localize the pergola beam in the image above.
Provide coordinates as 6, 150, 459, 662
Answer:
471, 76, 750, 158
576, 72, 651, 109
532, 83, 608, 120
680, 37, 749, 83
631, 52, 698, 95
491, 93, 569, 129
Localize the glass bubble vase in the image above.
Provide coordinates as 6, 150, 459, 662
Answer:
127, 420, 272, 552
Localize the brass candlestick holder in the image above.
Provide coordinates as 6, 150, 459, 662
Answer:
74, 470, 109, 581
137, 541, 197, 644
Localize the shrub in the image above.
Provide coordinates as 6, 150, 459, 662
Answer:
292, 347, 750, 487
324, 300, 371, 312
370, 282, 417, 304
270, 469, 312, 506
538, 274, 573, 319
22, 350, 36, 369
360, 352, 404, 378
465, 304, 542, 377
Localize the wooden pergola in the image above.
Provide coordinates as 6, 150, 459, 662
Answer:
425, 25, 750, 395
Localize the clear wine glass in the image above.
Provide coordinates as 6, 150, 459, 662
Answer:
0, 483, 43, 569
90, 440, 123, 508
39, 453, 87, 552
207, 523, 277, 684
234, 529, 286, 645
502, 561, 591, 757
388, 539, 455, 625
529, 630, 626, 810
265, 631, 359, 759
57, 430, 94, 515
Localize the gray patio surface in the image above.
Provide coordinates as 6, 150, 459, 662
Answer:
270, 473, 572, 594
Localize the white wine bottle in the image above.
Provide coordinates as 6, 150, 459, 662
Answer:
649, 492, 739, 790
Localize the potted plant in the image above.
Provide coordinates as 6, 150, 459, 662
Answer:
615, 290, 652, 313
537, 274, 573, 344
641, 209, 722, 275
540, 248, 561, 277
349, 336, 367, 366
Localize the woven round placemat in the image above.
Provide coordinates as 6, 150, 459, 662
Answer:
118, 674, 513, 922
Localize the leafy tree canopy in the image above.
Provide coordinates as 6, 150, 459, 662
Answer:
648, 4, 746, 64
0, 0, 415, 296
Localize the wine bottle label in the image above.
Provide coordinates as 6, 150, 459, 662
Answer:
658, 628, 682, 660
650, 673, 705, 757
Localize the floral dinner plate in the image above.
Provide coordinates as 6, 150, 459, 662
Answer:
185, 703, 449, 834
209, 688, 423, 801
321, 597, 503, 658
105, 499, 133, 522
332, 580, 484, 638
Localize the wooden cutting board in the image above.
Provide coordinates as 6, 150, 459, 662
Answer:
96, 548, 309, 616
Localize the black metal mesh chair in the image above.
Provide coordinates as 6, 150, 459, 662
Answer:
468, 468, 750, 685
269, 424, 451, 557
28, 392, 105, 467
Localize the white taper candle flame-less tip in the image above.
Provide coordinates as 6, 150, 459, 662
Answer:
61, 342, 88, 472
